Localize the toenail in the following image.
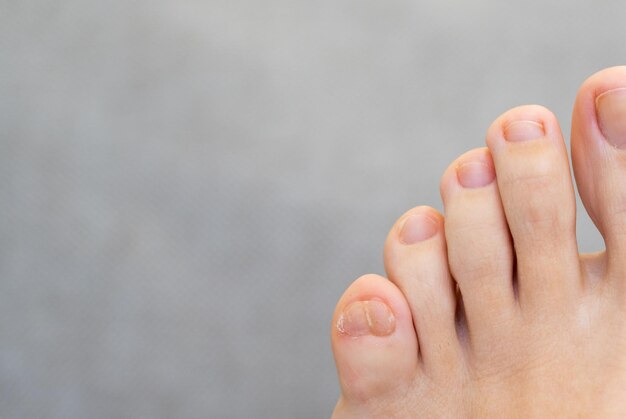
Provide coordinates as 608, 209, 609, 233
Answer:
596, 87, 626, 149
398, 213, 438, 244
456, 161, 495, 188
503, 120, 545, 142
336, 300, 395, 337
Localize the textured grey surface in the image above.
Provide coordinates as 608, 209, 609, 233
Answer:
1, 1, 623, 418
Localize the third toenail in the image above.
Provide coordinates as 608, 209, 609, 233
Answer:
503, 120, 545, 142
337, 300, 395, 337
399, 213, 438, 244
456, 161, 495, 188
596, 87, 626, 149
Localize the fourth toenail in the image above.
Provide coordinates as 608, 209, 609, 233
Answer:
503, 120, 545, 142
596, 87, 626, 149
337, 300, 396, 337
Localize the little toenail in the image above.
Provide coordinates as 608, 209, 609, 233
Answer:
503, 120, 545, 142
456, 161, 495, 188
596, 87, 626, 149
337, 300, 395, 337
399, 213, 438, 244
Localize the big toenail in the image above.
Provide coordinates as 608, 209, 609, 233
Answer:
596, 87, 626, 149
456, 161, 495, 188
503, 120, 545, 142
337, 300, 395, 337
399, 213, 438, 244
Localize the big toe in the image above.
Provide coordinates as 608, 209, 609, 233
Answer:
572, 66, 626, 286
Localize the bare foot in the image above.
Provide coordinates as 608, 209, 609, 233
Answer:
331, 66, 626, 418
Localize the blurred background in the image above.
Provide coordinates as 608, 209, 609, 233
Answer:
1, 0, 623, 417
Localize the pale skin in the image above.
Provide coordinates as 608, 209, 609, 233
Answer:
331, 66, 626, 418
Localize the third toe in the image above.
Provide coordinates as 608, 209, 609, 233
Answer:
440, 148, 516, 342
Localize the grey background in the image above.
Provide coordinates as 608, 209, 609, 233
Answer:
1, 0, 622, 418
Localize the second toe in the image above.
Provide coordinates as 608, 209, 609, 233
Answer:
486, 105, 582, 311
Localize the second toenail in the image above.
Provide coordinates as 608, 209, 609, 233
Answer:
596, 87, 626, 149
456, 161, 495, 188
337, 300, 396, 337
503, 120, 545, 142
399, 213, 438, 244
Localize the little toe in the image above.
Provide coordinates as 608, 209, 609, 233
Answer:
331, 274, 418, 414
486, 105, 581, 309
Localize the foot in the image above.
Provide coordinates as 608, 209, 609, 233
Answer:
331, 66, 626, 418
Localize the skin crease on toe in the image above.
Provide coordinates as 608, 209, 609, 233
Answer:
331, 67, 626, 419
